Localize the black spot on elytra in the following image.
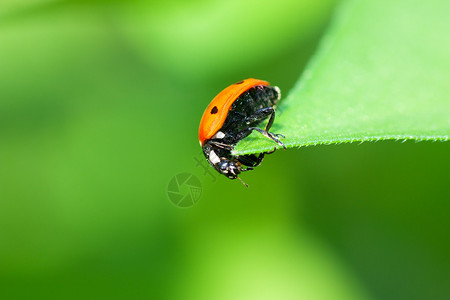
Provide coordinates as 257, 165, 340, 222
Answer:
210, 106, 218, 114
234, 80, 244, 85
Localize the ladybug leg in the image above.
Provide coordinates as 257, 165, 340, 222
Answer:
248, 127, 286, 149
264, 147, 277, 155
235, 127, 286, 149
242, 108, 286, 148
238, 153, 265, 167
244, 107, 274, 127
208, 140, 233, 150
244, 107, 281, 135
238, 146, 277, 170
263, 108, 275, 131
262, 109, 285, 139
240, 166, 254, 172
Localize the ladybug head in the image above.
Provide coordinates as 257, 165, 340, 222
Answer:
202, 143, 241, 179
217, 159, 241, 179
202, 142, 249, 187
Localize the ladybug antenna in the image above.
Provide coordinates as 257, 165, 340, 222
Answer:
237, 176, 249, 188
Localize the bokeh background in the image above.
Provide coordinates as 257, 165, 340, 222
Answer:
1, 0, 449, 299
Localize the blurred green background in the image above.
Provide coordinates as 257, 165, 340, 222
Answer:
1, 0, 449, 299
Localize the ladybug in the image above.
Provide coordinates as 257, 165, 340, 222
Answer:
199, 78, 285, 185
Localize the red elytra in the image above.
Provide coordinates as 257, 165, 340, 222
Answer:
198, 78, 269, 146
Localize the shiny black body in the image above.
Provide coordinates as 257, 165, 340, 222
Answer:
202, 85, 285, 181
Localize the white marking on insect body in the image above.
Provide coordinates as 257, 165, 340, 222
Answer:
274, 86, 281, 100
213, 131, 225, 139
209, 150, 220, 165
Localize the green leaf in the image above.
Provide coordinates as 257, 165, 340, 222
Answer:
235, 0, 450, 155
